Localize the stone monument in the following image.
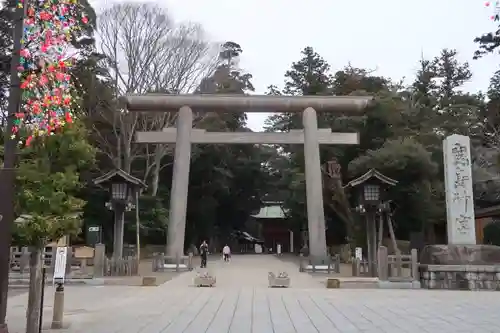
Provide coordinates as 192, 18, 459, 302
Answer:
443, 134, 476, 244
419, 134, 500, 290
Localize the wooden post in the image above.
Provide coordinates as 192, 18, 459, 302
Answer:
411, 248, 419, 281
352, 257, 360, 277
334, 254, 340, 273
93, 244, 105, 278
378, 213, 384, 247
152, 254, 158, 272
377, 246, 388, 281
188, 252, 193, 271
20, 247, 30, 275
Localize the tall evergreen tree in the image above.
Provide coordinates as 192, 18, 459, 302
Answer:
184, 42, 272, 248
474, 24, 500, 58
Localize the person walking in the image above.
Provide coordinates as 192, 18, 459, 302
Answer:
200, 240, 208, 268
222, 244, 231, 262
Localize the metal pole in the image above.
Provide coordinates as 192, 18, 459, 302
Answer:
0, 3, 28, 332
135, 191, 140, 261
38, 267, 46, 333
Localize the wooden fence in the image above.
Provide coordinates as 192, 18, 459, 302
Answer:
351, 258, 370, 276
378, 246, 419, 282
9, 245, 139, 277
101, 256, 139, 276
349, 247, 419, 280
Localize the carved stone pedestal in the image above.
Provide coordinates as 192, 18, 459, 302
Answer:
194, 273, 216, 287
268, 272, 290, 288
419, 245, 500, 291
420, 244, 500, 265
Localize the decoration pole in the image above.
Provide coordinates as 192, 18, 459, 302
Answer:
0, 1, 89, 331
0, 2, 29, 332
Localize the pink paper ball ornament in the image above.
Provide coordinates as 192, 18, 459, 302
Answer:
14, 0, 90, 146
487, 1, 500, 21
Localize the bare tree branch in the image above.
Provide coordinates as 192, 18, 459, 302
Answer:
94, 2, 220, 192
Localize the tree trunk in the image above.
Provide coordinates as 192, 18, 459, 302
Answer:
25, 248, 44, 333
123, 144, 131, 174
329, 178, 356, 252
151, 146, 162, 196
387, 213, 402, 276
387, 214, 400, 255
116, 135, 122, 169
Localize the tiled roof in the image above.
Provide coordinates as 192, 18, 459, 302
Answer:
251, 205, 287, 219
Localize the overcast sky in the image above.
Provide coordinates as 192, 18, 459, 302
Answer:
93, 0, 500, 131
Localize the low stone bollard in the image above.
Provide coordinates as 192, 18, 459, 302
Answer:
142, 276, 157, 286
194, 271, 216, 287
326, 278, 340, 289
268, 272, 290, 288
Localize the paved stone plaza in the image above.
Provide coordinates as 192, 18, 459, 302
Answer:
7, 255, 500, 333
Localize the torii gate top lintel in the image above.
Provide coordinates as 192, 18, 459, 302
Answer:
120, 94, 374, 112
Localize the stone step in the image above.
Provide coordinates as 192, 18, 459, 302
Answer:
325, 277, 379, 289
340, 281, 379, 289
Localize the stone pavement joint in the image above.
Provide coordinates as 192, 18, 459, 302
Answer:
6, 255, 500, 333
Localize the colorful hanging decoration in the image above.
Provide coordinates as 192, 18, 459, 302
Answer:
14, 0, 90, 145
485, 1, 500, 21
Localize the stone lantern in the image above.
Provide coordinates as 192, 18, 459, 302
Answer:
93, 169, 146, 259
345, 169, 397, 276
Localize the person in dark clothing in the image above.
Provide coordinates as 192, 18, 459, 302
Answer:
200, 241, 208, 268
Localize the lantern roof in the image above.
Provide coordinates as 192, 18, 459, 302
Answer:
345, 168, 398, 188
93, 169, 147, 189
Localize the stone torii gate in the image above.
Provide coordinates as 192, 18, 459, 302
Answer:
120, 94, 373, 263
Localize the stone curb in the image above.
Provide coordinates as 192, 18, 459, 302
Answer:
325, 278, 421, 289
9, 278, 105, 286
377, 280, 421, 289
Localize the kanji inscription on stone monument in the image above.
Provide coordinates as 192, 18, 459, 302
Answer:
443, 134, 476, 244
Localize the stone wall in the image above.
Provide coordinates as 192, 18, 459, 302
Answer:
420, 264, 500, 291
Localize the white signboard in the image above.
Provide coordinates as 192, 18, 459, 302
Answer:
443, 134, 476, 244
355, 247, 362, 260
53, 247, 68, 283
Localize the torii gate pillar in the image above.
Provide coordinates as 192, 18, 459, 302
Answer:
166, 106, 193, 258
303, 107, 328, 259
